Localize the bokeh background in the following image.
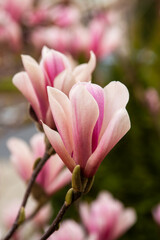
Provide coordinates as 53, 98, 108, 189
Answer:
0, 0, 160, 239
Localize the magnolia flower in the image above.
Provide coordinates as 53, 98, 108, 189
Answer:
48, 220, 85, 240
80, 191, 136, 240
3, 201, 51, 229
50, 4, 80, 27
30, 26, 88, 57
13, 47, 96, 128
25, 8, 49, 26
3, 200, 51, 240
7, 133, 71, 195
3, 0, 33, 22
88, 20, 122, 59
43, 81, 130, 177
0, 10, 22, 50
152, 204, 160, 226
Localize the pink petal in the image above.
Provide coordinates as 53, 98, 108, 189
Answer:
46, 168, 71, 195
22, 55, 48, 118
49, 220, 85, 240
100, 27, 121, 58
42, 154, 64, 190
89, 19, 104, 57
111, 208, 136, 240
13, 71, 42, 120
153, 205, 160, 226
47, 87, 73, 153
69, 84, 99, 168
79, 203, 91, 229
86, 83, 104, 152
47, 154, 64, 182
84, 109, 130, 177
54, 69, 76, 96
7, 138, 33, 180
73, 51, 96, 83
43, 123, 75, 172
30, 133, 45, 159
40, 47, 71, 86
100, 81, 129, 139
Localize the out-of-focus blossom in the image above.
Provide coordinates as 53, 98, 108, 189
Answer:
25, 8, 49, 26
2, 0, 33, 22
48, 220, 85, 240
30, 26, 88, 56
152, 204, 160, 226
0, 10, 22, 51
43, 81, 130, 177
80, 191, 136, 240
2, 200, 51, 239
87, 17, 122, 59
3, 201, 51, 229
31, 18, 122, 60
7, 133, 71, 195
144, 88, 160, 115
49, 4, 80, 27
33, 204, 51, 227
13, 47, 95, 127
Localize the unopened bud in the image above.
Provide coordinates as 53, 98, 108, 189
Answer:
83, 176, 95, 194
65, 188, 74, 206
72, 165, 82, 192
18, 207, 25, 225
33, 158, 41, 170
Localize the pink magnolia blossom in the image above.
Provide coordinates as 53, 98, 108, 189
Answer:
2, 0, 33, 22
30, 26, 89, 56
30, 27, 69, 52
49, 4, 80, 27
7, 133, 71, 195
25, 8, 49, 26
86, 16, 122, 59
3, 201, 51, 229
48, 220, 85, 240
80, 191, 136, 240
3, 200, 51, 240
43, 81, 130, 177
13, 47, 95, 127
0, 10, 22, 50
152, 204, 160, 226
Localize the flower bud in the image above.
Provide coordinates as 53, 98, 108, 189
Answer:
17, 207, 25, 225
65, 188, 74, 206
72, 165, 82, 192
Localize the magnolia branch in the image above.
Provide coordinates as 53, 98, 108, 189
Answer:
2, 147, 54, 240
39, 165, 93, 240
39, 191, 82, 240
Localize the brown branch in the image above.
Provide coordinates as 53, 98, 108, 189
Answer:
39, 202, 69, 240
39, 191, 82, 240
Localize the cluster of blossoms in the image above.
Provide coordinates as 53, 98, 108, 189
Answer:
49, 191, 136, 240
2, 192, 136, 240
13, 46, 130, 179
3, 35, 133, 238
0, 0, 124, 61
2, 200, 51, 240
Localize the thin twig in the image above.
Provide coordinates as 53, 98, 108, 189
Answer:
39, 202, 69, 240
2, 148, 54, 240
39, 191, 81, 240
